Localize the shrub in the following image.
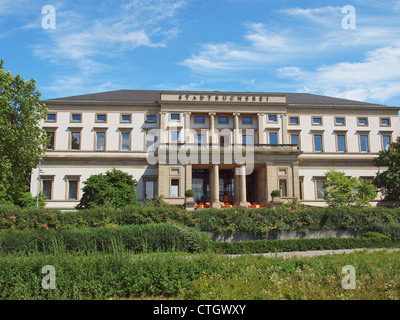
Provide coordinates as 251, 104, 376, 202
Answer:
185, 190, 195, 197
271, 190, 281, 197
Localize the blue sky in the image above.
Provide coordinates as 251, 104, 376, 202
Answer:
1, 0, 400, 106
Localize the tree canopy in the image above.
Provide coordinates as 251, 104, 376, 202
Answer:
374, 136, 400, 201
0, 60, 48, 206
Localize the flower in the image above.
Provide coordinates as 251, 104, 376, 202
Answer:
43, 224, 48, 228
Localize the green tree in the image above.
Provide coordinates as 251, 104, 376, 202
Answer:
323, 169, 376, 207
76, 168, 139, 209
374, 136, 400, 201
0, 60, 49, 206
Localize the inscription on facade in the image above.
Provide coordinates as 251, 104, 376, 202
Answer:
161, 93, 286, 103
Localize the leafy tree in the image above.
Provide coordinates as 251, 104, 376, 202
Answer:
0, 60, 49, 206
76, 168, 139, 209
374, 136, 400, 201
323, 169, 376, 207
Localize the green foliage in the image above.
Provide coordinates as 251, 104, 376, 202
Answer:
185, 189, 195, 197
374, 136, 400, 201
271, 190, 281, 197
323, 169, 376, 207
76, 168, 139, 209
0, 60, 48, 205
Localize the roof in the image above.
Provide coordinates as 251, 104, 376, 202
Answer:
48, 89, 387, 107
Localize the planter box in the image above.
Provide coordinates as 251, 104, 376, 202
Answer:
204, 229, 364, 242
185, 197, 195, 211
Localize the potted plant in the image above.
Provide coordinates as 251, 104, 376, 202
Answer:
271, 190, 281, 202
185, 189, 195, 210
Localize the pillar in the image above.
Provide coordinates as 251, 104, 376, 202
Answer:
257, 113, 264, 145
281, 114, 288, 144
234, 169, 240, 204
209, 112, 216, 144
233, 112, 240, 145
265, 162, 275, 202
239, 164, 248, 207
212, 164, 221, 208
292, 161, 300, 199
184, 112, 191, 144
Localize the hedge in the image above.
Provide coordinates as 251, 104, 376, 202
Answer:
0, 223, 211, 254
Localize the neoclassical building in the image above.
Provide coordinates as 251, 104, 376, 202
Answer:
30, 90, 400, 209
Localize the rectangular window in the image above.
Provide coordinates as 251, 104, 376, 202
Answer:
96, 132, 106, 151
121, 132, 131, 151
242, 135, 254, 145
290, 133, 299, 148
242, 116, 252, 124
219, 116, 228, 124
358, 117, 368, 126
337, 134, 346, 152
68, 180, 78, 200
195, 116, 204, 123
360, 134, 369, 152
335, 117, 345, 125
96, 114, 107, 122
170, 113, 180, 120
269, 132, 278, 144
195, 134, 205, 145
380, 118, 390, 126
279, 179, 287, 197
312, 117, 322, 125
146, 115, 156, 123
46, 131, 55, 150
71, 114, 82, 122
382, 135, 391, 151
146, 132, 158, 151
145, 180, 155, 199
268, 114, 277, 122
313, 134, 323, 152
42, 180, 53, 200
46, 113, 56, 122
289, 116, 299, 125
316, 180, 325, 199
171, 131, 180, 144
121, 114, 131, 123
70, 131, 81, 150
170, 179, 179, 197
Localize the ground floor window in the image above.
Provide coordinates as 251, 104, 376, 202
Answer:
170, 179, 180, 197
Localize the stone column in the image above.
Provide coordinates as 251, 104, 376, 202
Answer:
234, 169, 240, 204
292, 161, 300, 199
185, 162, 192, 194
281, 114, 288, 144
265, 162, 275, 202
209, 112, 216, 144
212, 164, 221, 208
239, 164, 248, 207
233, 112, 240, 145
160, 112, 167, 144
184, 112, 191, 144
257, 113, 264, 145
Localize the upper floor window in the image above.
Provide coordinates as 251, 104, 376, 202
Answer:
218, 116, 228, 124
336, 134, 346, 152
267, 114, 277, 122
335, 117, 345, 126
290, 133, 300, 149
120, 131, 131, 151
242, 134, 254, 145
70, 130, 81, 150
46, 131, 55, 150
382, 134, 391, 151
71, 113, 82, 122
359, 134, 369, 152
121, 114, 132, 123
312, 117, 322, 125
46, 113, 57, 122
358, 117, 368, 126
170, 131, 180, 144
289, 116, 299, 125
242, 116, 252, 124
194, 115, 204, 123
269, 132, 278, 144
313, 134, 323, 152
96, 114, 107, 123
380, 118, 390, 126
170, 113, 180, 121
146, 114, 156, 123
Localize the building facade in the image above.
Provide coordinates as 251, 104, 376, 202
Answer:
30, 90, 400, 209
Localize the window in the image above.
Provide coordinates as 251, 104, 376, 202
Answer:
335, 117, 345, 126
382, 134, 391, 151
71, 113, 82, 122
42, 179, 53, 200
170, 131, 180, 144
269, 132, 278, 144
315, 179, 325, 199
120, 131, 131, 151
46, 113, 56, 122
242, 135, 254, 145
279, 179, 287, 197
313, 134, 323, 152
289, 116, 299, 125
144, 180, 156, 199
195, 134, 205, 145
146, 131, 158, 151
46, 131, 55, 150
170, 113, 180, 121
268, 114, 277, 122
195, 116, 204, 123
96, 114, 107, 123
146, 115, 156, 123
358, 117, 368, 126
219, 116, 228, 124
312, 117, 322, 125
121, 114, 132, 123
242, 116, 252, 124
336, 134, 346, 152
170, 179, 179, 197
290, 133, 299, 149
66, 177, 80, 200
359, 134, 369, 152
70, 131, 81, 150
380, 118, 390, 126
95, 131, 106, 151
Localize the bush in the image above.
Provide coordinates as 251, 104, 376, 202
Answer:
0, 223, 212, 254
185, 189, 195, 197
